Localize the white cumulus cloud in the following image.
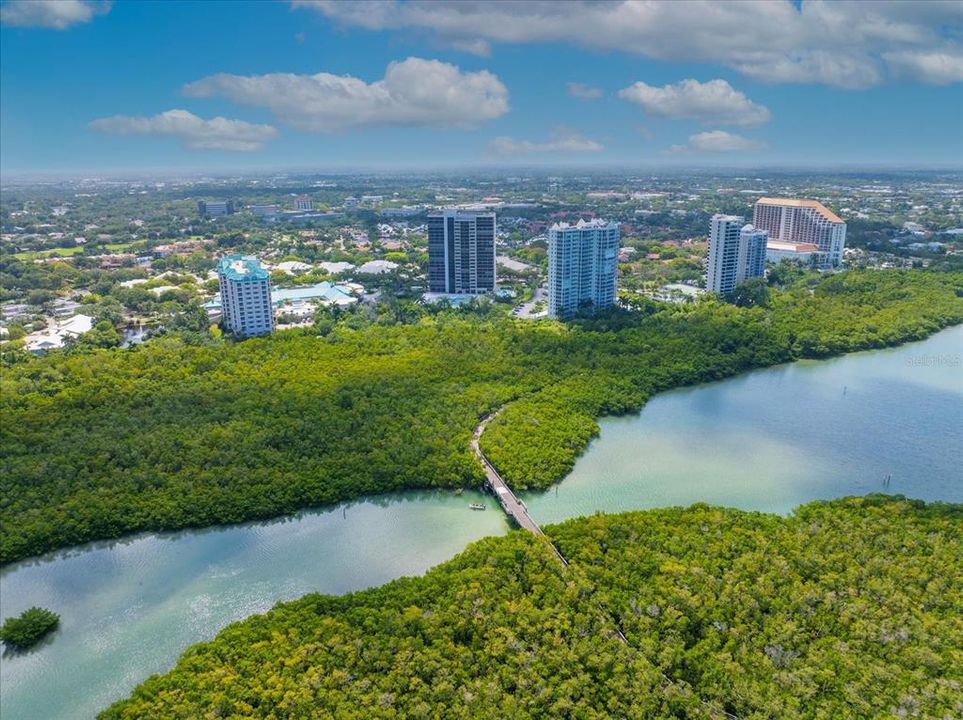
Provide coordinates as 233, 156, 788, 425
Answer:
667, 130, 766, 154
183, 57, 509, 132
567, 82, 603, 100
489, 128, 603, 155
619, 79, 770, 127
89, 110, 278, 151
883, 50, 963, 85
1, 0, 110, 29
293, 0, 963, 89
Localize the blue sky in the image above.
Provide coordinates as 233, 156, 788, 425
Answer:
1, 0, 961, 173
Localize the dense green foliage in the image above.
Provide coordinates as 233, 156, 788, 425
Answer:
101, 497, 963, 719
0, 606, 60, 649
2, 270, 962, 563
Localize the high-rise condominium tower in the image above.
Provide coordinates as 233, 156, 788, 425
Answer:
705, 215, 767, 294
753, 198, 846, 267
217, 255, 274, 337
548, 219, 620, 319
742, 224, 768, 279
427, 210, 497, 294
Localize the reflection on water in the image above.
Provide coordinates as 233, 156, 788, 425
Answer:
2, 326, 961, 719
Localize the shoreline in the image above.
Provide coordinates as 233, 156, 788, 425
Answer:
5, 321, 960, 569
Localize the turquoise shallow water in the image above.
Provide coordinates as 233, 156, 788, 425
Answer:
525, 324, 963, 522
2, 326, 961, 719
0, 490, 506, 720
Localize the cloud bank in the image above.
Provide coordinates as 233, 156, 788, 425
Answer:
619, 79, 771, 127
1, 0, 110, 29
667, 130, 767, 154
184, 57, 509, 132
89, 110, 278, 151
294, 0, 963, 88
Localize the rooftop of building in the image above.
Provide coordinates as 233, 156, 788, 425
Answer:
205, 281, 356, 309
318, 261, 356, 273
550, 218, 617, 230
218, 255, 269, 281
23, 313, 94, 353
756, 197, 844, 224
428, 208, 497, 217
766, 240, 821, 252
358, 259, 398, 274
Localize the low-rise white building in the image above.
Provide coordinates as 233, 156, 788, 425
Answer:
766, 240, 820, 265
275, 261, 313, 275
24, 314, 95, 354
358, 260, 398, 274
319, 261, 356, 274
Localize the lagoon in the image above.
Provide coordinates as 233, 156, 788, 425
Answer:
525, 324, 963, 522
2, 326, 961, 719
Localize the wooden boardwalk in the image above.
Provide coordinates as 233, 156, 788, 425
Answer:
471, 412, 568, 566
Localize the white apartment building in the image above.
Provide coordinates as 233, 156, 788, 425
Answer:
548, 219, 620, 319
217, 255, 275, 337
705, 216, 768, 294
294, 195, 313, 211
706, 215, 745, 295
753, 198, 846, 266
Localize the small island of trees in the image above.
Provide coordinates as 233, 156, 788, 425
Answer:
0, 607, 60, 650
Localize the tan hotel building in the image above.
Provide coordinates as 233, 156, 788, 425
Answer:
753, 198, 846, 267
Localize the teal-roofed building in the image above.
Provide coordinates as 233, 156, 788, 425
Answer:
204, 281, 357, 312
217, 255, 274, 337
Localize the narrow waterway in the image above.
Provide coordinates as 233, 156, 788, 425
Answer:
525, 324, 963, 522
2, 326, 961, 719
0, 491, 505, 720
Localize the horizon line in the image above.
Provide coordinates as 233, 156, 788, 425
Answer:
3, 162, 962, 182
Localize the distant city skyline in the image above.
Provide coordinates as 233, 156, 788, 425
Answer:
2, 1, 962, 173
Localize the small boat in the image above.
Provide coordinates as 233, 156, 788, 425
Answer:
469, 503, 486, 511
